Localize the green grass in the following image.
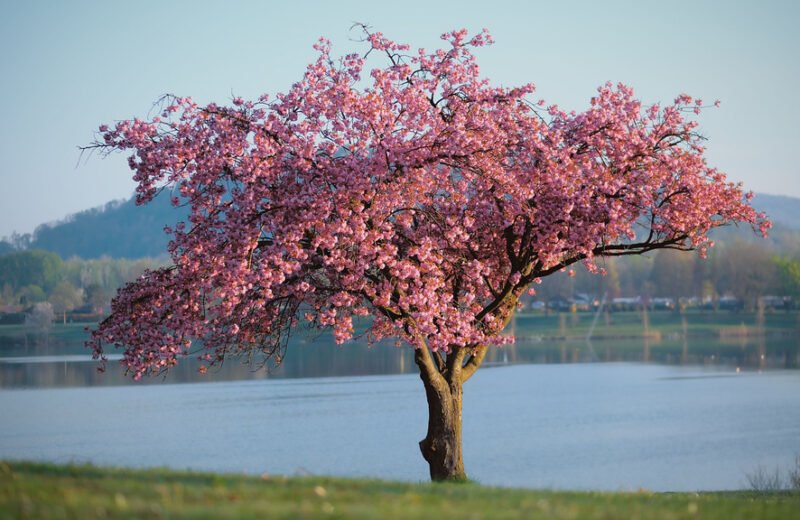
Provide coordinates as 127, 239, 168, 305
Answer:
2, 310, 798, 350
0, 322, 92, 356
512, 310, 800, 340
2, 461, 798, 519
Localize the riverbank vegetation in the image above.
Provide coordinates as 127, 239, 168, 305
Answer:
1, 461, 798, 519
1, 234, 800, 329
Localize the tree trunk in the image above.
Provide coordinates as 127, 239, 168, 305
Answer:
419, 377, 465, 481
411, 290, 517, 481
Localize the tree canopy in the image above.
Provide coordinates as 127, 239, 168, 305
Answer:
86, 28, 767, 383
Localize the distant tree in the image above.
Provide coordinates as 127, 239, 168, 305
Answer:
7, 232, 32, 251
49, 281, 84, 323
769, 226, 800, 257
617, 256, 652, 298
18, 285, 46, 306
0, 250, 63, 293
691, 251, 707, 298
775, 256, 800, 299
25, 301, 55, 338
84, 283, 111, 314
0, 283, 14, 308
701, 279, 718, 307
602, 260, 622, 300
570, 262, 604, 300
714, 241, 777, 309
536, 271, 573, 306
86, 28, 767, 481
650, 249, 695, 301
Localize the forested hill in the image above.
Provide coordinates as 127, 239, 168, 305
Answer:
25, 191, 187, 259
750, 193, 800, 230
2, 191, 799, 260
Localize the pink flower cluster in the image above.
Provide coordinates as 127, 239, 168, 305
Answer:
87, 29, 767, 380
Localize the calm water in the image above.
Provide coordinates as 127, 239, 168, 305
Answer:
0, 363, 799, 491
1, 324, 799, 491
1, 324, 798, 388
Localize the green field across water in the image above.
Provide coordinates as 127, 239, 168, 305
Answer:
1, 310, 798, 386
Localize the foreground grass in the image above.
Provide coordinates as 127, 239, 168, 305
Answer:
2, 462, 798, 519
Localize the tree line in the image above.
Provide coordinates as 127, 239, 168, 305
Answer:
2, 232, 799, 323
535, 235, 800, 311
0, 250, 163, 323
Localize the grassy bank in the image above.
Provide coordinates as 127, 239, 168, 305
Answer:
2, 462, 798, 519
512, 309, 800, 340
3, 309, 798, 344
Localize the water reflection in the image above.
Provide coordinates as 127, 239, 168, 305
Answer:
0, 341, 416, 388
0, 316, 798, 388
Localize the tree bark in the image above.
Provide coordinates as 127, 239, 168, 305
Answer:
413, 345, 468, 481
419, 374, 465, 481
411, 291, 520, 481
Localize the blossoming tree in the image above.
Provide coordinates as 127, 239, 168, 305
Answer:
87, 28, 768, 481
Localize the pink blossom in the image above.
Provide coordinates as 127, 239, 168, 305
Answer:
86, 28, 768, 379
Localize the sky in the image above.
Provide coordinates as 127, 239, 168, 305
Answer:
1, 0, 798, 238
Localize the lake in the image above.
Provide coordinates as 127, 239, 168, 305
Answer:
0, 321, 799, 491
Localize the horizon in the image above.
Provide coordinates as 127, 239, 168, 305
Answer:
1, 1, 798, 237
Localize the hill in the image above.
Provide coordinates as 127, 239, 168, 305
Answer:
2, 191, 799, 260
23, 191, 185, 259
751, 193, 800, 230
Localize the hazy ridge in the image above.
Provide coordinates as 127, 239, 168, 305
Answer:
2, 191, 798, 260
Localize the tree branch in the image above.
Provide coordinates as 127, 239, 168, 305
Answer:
461, 345, 488, 383
414, 344, 447, 392
432, 350, 446, 374
445, 347, 467, 384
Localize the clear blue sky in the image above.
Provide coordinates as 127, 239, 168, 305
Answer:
1, 0, 798, 238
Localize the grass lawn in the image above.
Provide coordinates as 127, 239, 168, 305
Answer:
512, 309, 800, 340
2, 461, 798, 519
0, 323, 92, 356
2, 310, 798, 352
